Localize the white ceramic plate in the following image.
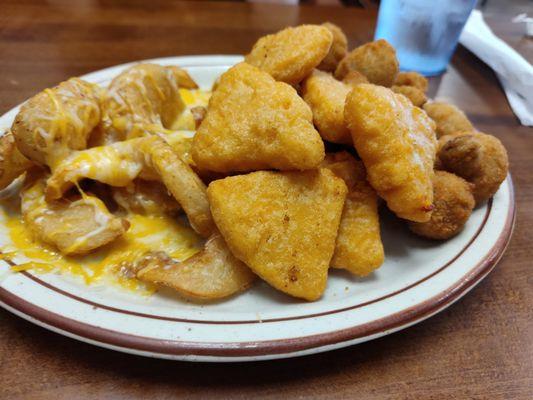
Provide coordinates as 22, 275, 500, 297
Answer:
0, 56, 515, 362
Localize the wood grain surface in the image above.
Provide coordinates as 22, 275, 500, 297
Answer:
0, 1, 532, 399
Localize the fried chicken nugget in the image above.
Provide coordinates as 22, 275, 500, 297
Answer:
191, 62, 324, 173
301, 70, 352, 144
437, 131, 509, 204
334, 39, 399, 87
245, 25, 333, 85
22, 177, 129, 255
342, 70, 369, 87
394, 71, 428, 92
207, 169, 347, 301
0, 131, 34, 190
391, 85, 427, 107
46, 136, 215, 238
132, 233, 256, 301
409, 171, 475, 240
317, 22, 348, 73
423, 101, 474, 138
345, 84, 437, 222
322, 152, 384, 276
12, 78, 102, 168
100, 63, 188, 143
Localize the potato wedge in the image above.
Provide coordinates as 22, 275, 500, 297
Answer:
207, 169, 347, 301
191, 62, 324, 173
133, 233, 255, 300
0, 131, 34, 190
322, 152, 384, 276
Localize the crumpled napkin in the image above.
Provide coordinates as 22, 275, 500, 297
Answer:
459, 10, 533, 126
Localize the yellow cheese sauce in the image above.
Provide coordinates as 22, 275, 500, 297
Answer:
0, 87, 209, 294
1, 206, 203, 293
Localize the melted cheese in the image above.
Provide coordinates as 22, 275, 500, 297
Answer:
1, 207, 202, 293
171, 89, 211, 131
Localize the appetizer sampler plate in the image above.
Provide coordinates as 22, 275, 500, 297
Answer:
0, 56, 515, 362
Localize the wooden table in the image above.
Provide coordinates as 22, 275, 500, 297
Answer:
1, 1, 531, 399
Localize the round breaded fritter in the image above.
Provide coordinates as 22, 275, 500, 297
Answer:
317, 22, 348, 73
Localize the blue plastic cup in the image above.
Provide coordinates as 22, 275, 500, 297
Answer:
374, 0, 477, 76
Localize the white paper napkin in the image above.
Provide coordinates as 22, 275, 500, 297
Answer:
459, 10, 533, 126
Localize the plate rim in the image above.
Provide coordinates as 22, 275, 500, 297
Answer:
0, 55, 516, 361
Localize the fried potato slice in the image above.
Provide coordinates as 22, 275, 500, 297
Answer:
302, 70, 352, 145
409, 171, 475, 240
0, 131, 34, 190
46, 136, 215, 238
317, 22, 348, 73
207, 169, 347, 301
394, 71, 428, 92
12, 78, 102, 168
132, 233, 255, 301
334, 39, 399, 87
21, 177, 128, 255
112, 180, 181, 215
100, 63, 187, 143
391, 85, 427, 107
345, 84, 437, 222
342, 70, 369, 87
423, 101, 474, 138
191, 62, 324, 173
245, 25, 333, 85
322, 152, 384, 276
437, 131, 508, 204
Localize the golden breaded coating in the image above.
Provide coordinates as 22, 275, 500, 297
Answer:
12, 78, 102, 168
132, 233, 256, 301
21, 177, 129, 255
191, 62, 325, 173
437, 131, 509, 204
100, 63, 187, 143
207, 169, 347, 301
301, 70, 352, 144
334, 39, 399, 87
392, 85, 427, 107
342, 70, 369, 87
317, 22, 348, 73
322, 152, 384, 276
345, 84, 437, 222
245, 25, 333, 85
0, 131, 34, 190
409, 171, 475, 239
423, 101, 474, 138
394, 71, 428, 92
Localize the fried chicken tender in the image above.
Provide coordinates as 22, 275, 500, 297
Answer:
131, 233, 256, 301
207, 169, 347, 301
391, 85, 427, 107
100, 63, 190, 143
191, 62, 324, 173
301, 70, 352, 144
409, 171, 475, 239
112, 180, 181, 215
345, 84, 437, 222
423, 101, 474, 138
245, 25, 333, 85
342, 70, 369, 87
394, 71, 428, 92
0, 131, 34, 190
437, 131, 509, 204
21, 177, 128, 255
12, 78, 102, 168
334, 39, 399, 87
322, 152, 384, 276
317, 22, 348, 73
46, 136, 215, 238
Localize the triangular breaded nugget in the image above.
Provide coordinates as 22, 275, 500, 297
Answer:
207, 169, 347, 301
191, 62, 324, 173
